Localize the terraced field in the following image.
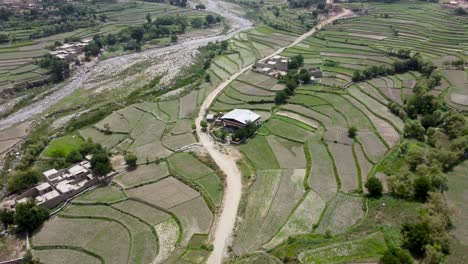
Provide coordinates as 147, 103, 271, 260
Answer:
33, 149, 222, 263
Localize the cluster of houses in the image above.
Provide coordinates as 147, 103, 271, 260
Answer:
0, 159, 100, 210
253, 55, 289, 78
49, 39, 92, 63
253, 55, 323, 83
0, 0, 60, 13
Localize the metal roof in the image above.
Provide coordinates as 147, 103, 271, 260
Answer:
221, 109, 261, 125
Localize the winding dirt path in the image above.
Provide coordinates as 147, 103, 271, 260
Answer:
196, 7, 354, 264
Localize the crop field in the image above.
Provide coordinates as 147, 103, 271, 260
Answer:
41, 135, 84, 158
298, 232, 387, 263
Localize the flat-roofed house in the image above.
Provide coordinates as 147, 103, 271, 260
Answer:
220, 109, 261, 128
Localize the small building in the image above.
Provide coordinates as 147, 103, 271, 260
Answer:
220, 109, 261, 128
308, 67, 323, 78
253, 55, 289, 78
0, 160, 99, 210
206, 114, 215, 122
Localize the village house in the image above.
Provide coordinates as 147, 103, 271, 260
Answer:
0, 160, 99, 210
49, 39, 92, 63
308, 67, 323, 78
220, 109, 261, 128
253, 55, 289, 78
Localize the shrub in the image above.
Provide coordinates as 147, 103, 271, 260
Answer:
66, 149, 83, 164
14, 201, 49, 233
125, 153, 138, 168
401, 221, 431, 256
91, 150, 112, 175
348, 126, 357, 138
413, 176, 432, 202
365, 177, 383, 198
7, 170, 41, 193
380, 247, 413, 264
0, 209, 14, 227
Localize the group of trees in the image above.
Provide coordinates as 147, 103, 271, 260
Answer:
37, 54, 70, 82
352, 55, 436, 82
0, 201, 49, 233
233, 122, 257, 141
274, 55, 309, 105
287, 0, 325, 8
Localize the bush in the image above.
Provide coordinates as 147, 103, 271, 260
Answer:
125, 153, 138, 168
7, 170, 41, 193
365, 177, 383, 198
401, 221, 431, 256
66, 149, 83, 164
348, 126, 357, 138
413, 176, 432, 202
380, 247, 413, 264
14, 201, 49, 233
91, 150, 112, 175
0, 209, 14, 227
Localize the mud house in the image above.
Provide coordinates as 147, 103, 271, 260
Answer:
308, 67, 323, 78
0, 160, 99, 210
253, 55, 289, 78
220, 109, 261, 128
49, 39, 92, 63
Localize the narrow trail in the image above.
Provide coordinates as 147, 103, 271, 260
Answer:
196, 7, 354, 264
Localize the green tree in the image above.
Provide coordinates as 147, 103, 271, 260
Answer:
131, 26, 144, 43
401, 221, 431, 256
7, 170, 41, 193
365, 177, 383, 198
191, 17, 204, 28
146, 13, 152, 23
406, 146, 426, 171
90, 150, 112, 176
66, 149, 83, 164
0, 209, 14, 227
348, 126, 357, 138
403, 119, 425, 141
125, 153, 138, 168
442, 110, 466, 139
204, 73, 211, 82
171, 34, 178, 43
14, 201, 49, 233
298, 69, 311, 84
205, 14, 215, 25
413, 176, 432, 202
275, 90, 288, 105
380, 247, 413, 264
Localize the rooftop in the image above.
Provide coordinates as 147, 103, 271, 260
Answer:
221, 109, 261, 125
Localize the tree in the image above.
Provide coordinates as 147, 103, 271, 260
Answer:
0, 33, 8, 44
380, 247, 413, 264
191, 17, 204, 28
401, 221, 431, 256
146, 13, 152, 24
14, 201, 49, 233
388, 170, 413, 199
365, 177, 383, 198
205, 73, 211, 82
125, 153, 138, 168
454, 7, 467, 16
195, 4, 206, 10
406, 146, 426, 171
66, 149, 83, 164
348, 126, 357, 138
403, 119, 425, 141
200, 120, 208, 129
352, 70, 363, 82
298, 69, 311, 84
413, 176, 432, 202
275, 90, 289, 105
0, 209, 14, 227
131, 26, 145, 43
171, 34, 178, 43
90, 150, 112, 176
205, 14, 216, 25
442, 110, 466, 139
7, 170, 41, 193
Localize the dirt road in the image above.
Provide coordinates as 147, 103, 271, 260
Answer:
197, 7, 353, 264
0, 0, 252, 131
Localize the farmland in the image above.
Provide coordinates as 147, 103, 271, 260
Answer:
211, 1, 468, 263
